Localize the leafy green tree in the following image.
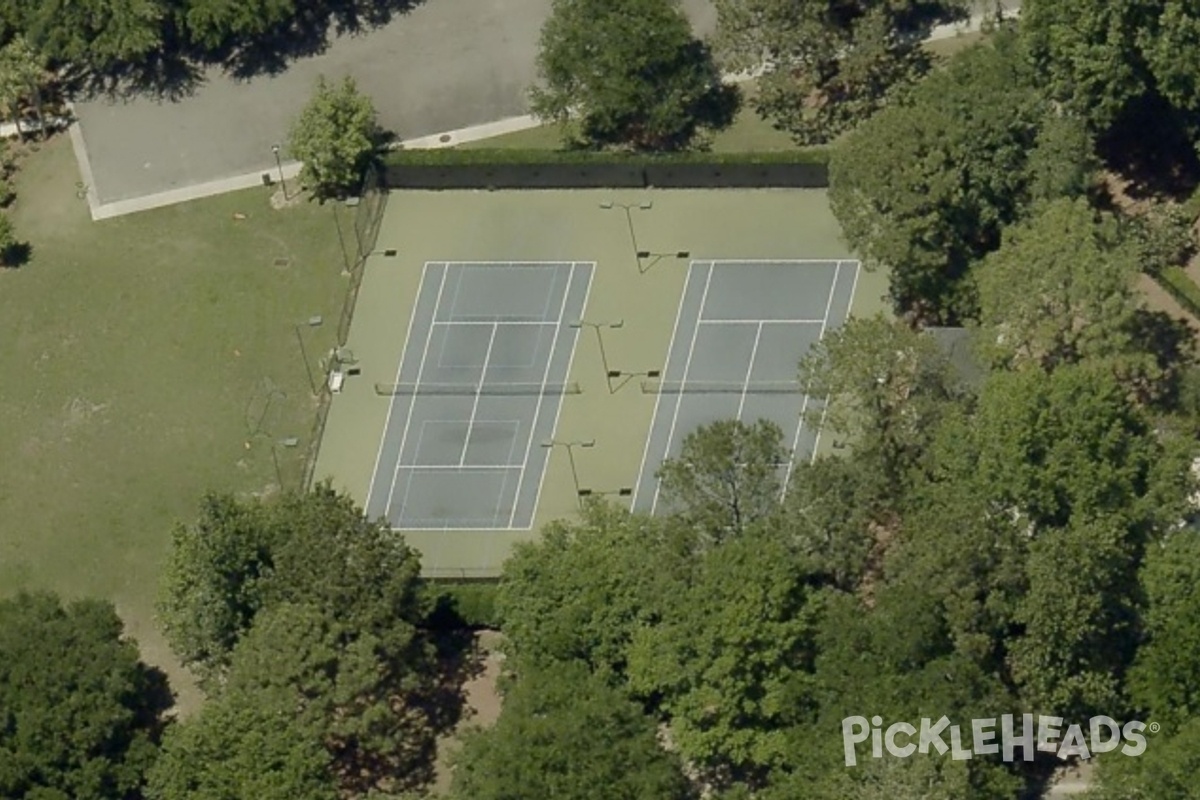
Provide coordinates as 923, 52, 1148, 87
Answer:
713, 0, 967, 144
975, 197, 1196, 406
159, 485, 429, 689
1085, 717, 1200, 800
1022, 0, 1200, 145
0, 35, 46, 138
967, 365, 1186, 534
22, 0, 165, 76
656, 418, 788, 541
1140, 0, 1200, 115
830, 33, 1093, 321
451, 662, 692, 800
150, 601, 435, 799
758, 754, 987, 800
799, 315, 958, 485
287, 75, 379, 199
157, 492, 273, 686
498, 501, 695, 680
1007, 514, 1132, 719
1025, 114, 1101, 202
181, 0, 296, 51
0, 592, 171, 800
627, 527, 821, 784
779, 451, 892, 592
148, 608, 339, 800
531, 0, 738, 150
974, 198, 1140, 371
927, 366, 1193, 719
0, 211, 19, 265
1126, 532, 1200, 729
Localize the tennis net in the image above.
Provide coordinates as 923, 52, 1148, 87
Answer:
640, 379, 802, 394
375, 381, 582, 396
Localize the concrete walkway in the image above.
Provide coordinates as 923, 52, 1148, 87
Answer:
69, 0, 1018, 221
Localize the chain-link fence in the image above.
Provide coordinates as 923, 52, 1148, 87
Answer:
300, 165, 390, 491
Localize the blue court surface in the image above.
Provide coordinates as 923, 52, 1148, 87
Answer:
365, 262, 593, 530
632, 260, 859, 515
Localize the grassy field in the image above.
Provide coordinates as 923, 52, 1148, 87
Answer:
0, 135, 345, 707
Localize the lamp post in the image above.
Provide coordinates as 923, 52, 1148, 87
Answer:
599, 200, 691, 273
294, 315, 323, 395
569, 319, 623, 391
600, 199, 652, 261
271, 144, 290, 200
541, 439, 595, 506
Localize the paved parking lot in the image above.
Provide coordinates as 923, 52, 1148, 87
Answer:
72, 0, 717, 207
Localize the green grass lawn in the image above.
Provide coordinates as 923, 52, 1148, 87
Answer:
0, 136, 345, 708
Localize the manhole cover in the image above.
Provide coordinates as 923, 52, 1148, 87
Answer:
439, 134, 452, 143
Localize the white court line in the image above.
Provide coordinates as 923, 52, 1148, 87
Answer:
632, 261, 701, 511
737, 321, 765, 422
529, 262, 594, 528
365, 262, 436, 517
704, 259, 848, 265
440, 261, 573, 267
809, 261, 862, 465
651, 262, 715, 516
395, 464, 522, 471
385, 265, 450, 517
459, 323, 500, 465
782, 261, 842, 498
698, 318, 826, 326
507, 261, 576, 528
431, 319, 557, 327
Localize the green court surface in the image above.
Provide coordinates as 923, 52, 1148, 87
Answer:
312, 189, 885, 577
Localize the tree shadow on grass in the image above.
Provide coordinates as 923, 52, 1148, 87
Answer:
1098, 94, 1200, 202
1, 241, 32, 269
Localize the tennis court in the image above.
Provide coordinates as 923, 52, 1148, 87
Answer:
364, 261, 593, 529
632, 259, 860, 515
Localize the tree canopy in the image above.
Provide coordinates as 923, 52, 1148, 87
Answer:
531, 0, 739, 150
656, 418, 787, 541
159, 485, 427, 687
1020, 0, 1200, 131
156, 486, 440, 796
287, 75, 379, 200
713, 0, 968, 144
829, 32, 1096, 322
451, 662, 692, 800
0, 593, 172, 800
498, 501, 695, 680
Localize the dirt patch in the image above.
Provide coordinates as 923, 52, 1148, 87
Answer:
429, 630, 506, 795
1137, 272, 1200, 340
1042, 760, 1095, 797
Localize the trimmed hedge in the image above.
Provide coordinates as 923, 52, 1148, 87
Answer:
1157, 266, 1200, 319
379, 147, 831, 189
382, 147, 830, 167
422, 581, 501, 630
